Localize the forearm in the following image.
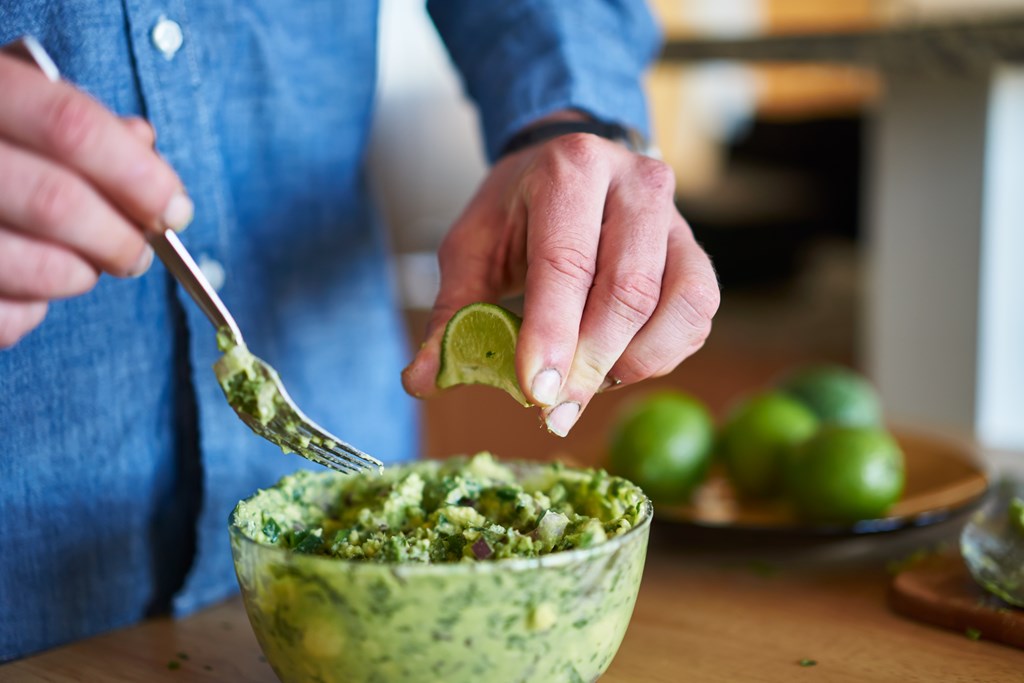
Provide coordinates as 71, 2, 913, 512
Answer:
427, 0, 662, 160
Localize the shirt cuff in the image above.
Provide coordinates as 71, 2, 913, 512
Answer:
428, 0, 663, 162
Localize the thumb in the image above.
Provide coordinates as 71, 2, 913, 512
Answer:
401, 243, 500, 399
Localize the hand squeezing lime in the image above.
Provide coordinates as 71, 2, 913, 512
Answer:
436, 303, 531, 406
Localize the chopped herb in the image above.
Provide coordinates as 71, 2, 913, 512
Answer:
262, 515, 281, 543
177, 651, 189, 660
966, 627, 982, 641
167, 660, 181, 671
798, 658, 817, 667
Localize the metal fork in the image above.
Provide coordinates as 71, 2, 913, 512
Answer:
7, 36, 382, 475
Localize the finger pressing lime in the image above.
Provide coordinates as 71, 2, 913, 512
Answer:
608, 391, 714, 504
777, 364, 882, 427
718, 392, 819, 499
785, 425, 905, 524
436, 302, 530, 406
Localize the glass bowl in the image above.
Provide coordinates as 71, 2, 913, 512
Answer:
229, 460, 653, 683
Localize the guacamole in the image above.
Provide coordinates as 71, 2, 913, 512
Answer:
234, 453, 647, 563
229, 456, 653, 683
214, 327, 281, 427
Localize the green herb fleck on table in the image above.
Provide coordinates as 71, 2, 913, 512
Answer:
167, 660, 181, 671
885, 548, 930, 575
177, 652, 189, 661
798, 658, 817, 667
966, 627, 982, 641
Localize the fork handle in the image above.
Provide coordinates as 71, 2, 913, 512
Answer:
150, 230, 244, 345
5, 36, 246, 347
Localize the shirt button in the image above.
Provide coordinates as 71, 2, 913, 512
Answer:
198, 255, 226, 292
151, 17, 184, 59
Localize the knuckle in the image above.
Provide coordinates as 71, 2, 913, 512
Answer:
577, 354, 609, 389
637, 157, 676, 199
528, 134, 604, 191
673, 281, 720, 332
618, 351, 664, 382
27, 170, 81, 232
605, 271, 661, 325
550, 133, 604, 168
46, 92, 102, 159
27, 246, 64, 295
539, 243, 596, 291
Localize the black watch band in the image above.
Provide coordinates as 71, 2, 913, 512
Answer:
499, 120, 652, 158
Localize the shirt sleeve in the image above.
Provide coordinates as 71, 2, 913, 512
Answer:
426, 0, 663, 161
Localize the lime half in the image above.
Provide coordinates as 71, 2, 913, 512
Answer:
436, 303, 530, 406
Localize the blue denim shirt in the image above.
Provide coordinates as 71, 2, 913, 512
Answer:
0, 0, 659, 661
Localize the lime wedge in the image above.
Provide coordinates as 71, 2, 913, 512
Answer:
436, 302, 531, 406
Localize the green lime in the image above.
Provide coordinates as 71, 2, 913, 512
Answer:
436, 303, 530, 406
718, 392, 819, 499
608, 391, 715, 504
785, 425, 905, 523
1010, 497, 1024, 537
778, 364, 883, 427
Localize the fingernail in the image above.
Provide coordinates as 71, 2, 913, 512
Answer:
129, 245, 154, 278
599, 376, 623, 393
531, 368, 562, 407
160, 191, 194, 232
545, 401, 580, 438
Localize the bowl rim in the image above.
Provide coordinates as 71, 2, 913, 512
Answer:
228, 461, 654, 576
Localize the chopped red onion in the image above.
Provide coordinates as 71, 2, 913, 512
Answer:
471, 537, 493, 559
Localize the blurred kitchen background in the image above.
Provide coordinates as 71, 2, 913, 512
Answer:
367, 0, 1024, 464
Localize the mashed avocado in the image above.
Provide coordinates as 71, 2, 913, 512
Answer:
213, 327, 281, 426
234, 453, 647, 563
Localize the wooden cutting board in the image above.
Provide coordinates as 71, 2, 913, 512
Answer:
888, 551, 1024, 649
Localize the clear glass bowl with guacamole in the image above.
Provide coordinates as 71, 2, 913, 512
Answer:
229, 453, 653, 683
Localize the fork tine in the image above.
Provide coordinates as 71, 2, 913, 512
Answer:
306, 439, 366, 475
268, 428, 356, 475
292, 422, 382, 472
236, 411, 354, 475
265, 416, 367, 475
264, 370, 382, 470
223, 353, 383, 475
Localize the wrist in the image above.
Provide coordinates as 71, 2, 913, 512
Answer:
500, 115, 655, 159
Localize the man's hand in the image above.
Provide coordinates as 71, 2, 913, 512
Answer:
402, 132, 719, 437
0, 52, 192, 348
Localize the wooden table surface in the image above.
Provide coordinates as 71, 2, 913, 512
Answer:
5, 517, 1022, 683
